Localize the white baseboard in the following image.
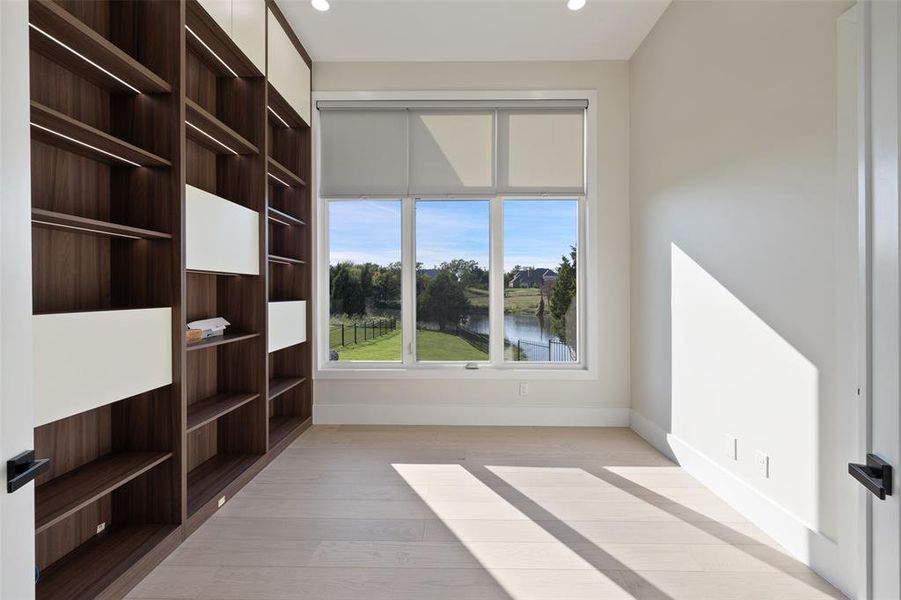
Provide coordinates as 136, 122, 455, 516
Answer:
629, 409, 844, 595
314, 404, 630, 426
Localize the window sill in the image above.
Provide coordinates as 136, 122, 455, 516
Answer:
315, 363, 594, 381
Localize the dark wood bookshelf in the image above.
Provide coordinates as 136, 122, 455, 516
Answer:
187, 454, 258, 515
268, 254, 305, 266
269, 415, 308, 449
268, 206, 306, 228
28, 0, 313, 595
185, 98, 259, 156
29, 0, 171, 94
31, 102, 171, 167
187, 392, 260, 432
268, 156, 306, 188
32, 208, 172, 240
36, 524, 179, 600
268, 376, 306, 401
35, 452, 173, 534
185, 331, 260, 352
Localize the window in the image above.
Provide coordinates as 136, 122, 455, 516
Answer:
415, 200, 490, 362
328, 200, 402, 362
318, 95, 590, 372
504, 200, 579, 363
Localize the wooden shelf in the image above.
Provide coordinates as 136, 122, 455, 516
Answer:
36, 524, 178, 600
268, 254, 305, 266
186, 0, 260, 78
35, 452, 172, 534
31, 102, 171, 168
185, 98, 259, 156
187, 392, 259, 433
268, 207, 305, 228
29, 0, 171, 94
268, 157, 306, 188
187, 454, 258, 515
268, 376, 306, 401
269, 416, 308, 449
186, 331, 260, 352
32, 208, 171, 240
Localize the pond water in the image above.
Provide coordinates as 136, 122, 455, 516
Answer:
465, 314, 575, 362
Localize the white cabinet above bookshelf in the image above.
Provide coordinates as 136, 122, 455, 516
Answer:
267, 9, 311, 126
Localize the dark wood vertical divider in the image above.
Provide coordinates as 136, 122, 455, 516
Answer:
27, 0, 313, 597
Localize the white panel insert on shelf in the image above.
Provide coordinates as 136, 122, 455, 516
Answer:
186, 184, 260, 275
33, 308, 173, 426
267, 9, 311, 126
268, 300, 306, 353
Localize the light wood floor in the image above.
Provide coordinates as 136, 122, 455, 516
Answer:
129, 426, 844, 600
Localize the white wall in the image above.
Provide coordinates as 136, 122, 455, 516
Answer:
629, 0, 855, 592
312, 61, 631, 425
0, 0, 36, 597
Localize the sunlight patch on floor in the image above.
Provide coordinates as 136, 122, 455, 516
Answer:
392, 463, 633, 599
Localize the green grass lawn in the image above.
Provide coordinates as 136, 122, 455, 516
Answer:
465, 287, 541, 315
415, 329, 487, 361
332, 329, 487, 361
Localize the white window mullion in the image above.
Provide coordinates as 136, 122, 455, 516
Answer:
489, 197, 505, 366
401, 196, 416, 365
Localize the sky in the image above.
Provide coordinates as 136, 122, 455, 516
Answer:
329, 199, 577, 271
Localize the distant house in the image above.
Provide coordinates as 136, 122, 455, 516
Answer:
509, 267, 557, 288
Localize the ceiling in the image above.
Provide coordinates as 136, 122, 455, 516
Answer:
278, 0, 671, 62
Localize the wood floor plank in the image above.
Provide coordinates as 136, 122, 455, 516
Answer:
132, 426, 841, 600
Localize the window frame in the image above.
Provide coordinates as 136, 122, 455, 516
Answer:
314, 90, 598, 380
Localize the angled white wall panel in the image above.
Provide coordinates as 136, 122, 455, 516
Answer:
268, 300, 306, 353
33, 308, 173, 426
186, 184, 260, 275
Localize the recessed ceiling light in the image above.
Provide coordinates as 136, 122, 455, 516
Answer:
312, 0, 330, 11
567, 0, 586, 10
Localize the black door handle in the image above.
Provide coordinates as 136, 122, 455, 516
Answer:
6, 450, 50, 493
848, 454, 893, 500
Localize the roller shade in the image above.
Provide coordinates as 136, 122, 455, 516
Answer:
497, 109, 585, 194
319, 100, 586, 197
319, 109, 408, 197
409, 110, 495, 195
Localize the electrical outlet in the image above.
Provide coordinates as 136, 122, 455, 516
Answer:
218, 495, 226, 508
96, 522, 106, 534
755, 451, 770, 478
519, 382, 529, 397
724, 434, 738, 461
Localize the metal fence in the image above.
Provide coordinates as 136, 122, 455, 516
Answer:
330, 317, 397, 349
515, 338, 576, 362
456, 325, 489, 354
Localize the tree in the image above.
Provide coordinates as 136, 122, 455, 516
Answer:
439, 259, 487, 289
359, 263, 375, 301
418, 270, 471, 331
330, 263, 366, 315
372, 262, 401, 308
549, 247, 577, 343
